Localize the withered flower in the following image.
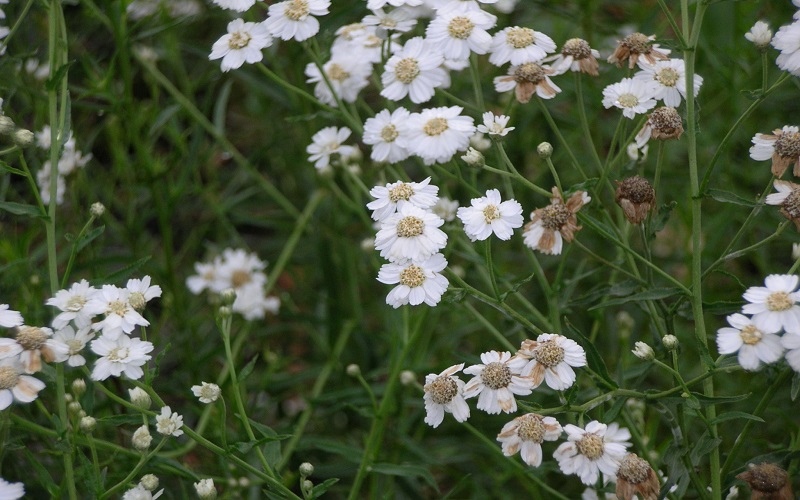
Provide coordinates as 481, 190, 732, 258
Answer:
635, 106, 684, 147
616, 176, 656, 225
736, 462, 793, 500
493, 62, 561, 103
616, 453, 660, 500
766, 180, 800, 230
523, 187, 590, 255
607, 32, 670, 69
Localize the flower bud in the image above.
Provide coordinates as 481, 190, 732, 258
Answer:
132, 425, 152, 450
80, 416, 96, 433
129, 387, 151, 410
68, 401, 83, 414
460, 147, 485, 167
662, 334, 679, 351
72, 378, 87, 396
140, 474, 159, 491
90, 202, 106, 217
299, 462, 314, 477
346, 364, 361, 377
537, 142, 553, 159
218, 306, 232, 318
745, 21, 772, 50
302, 480, 313, 491
194, 478, 217, 499
399, 370, 416, 386
238, 477, 250, 488
632, 341, 655, 361
13, 129, 34, 148
0, 116, 15, 135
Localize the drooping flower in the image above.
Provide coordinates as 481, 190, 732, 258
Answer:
90, 335, 154, 381
208, 19, 272, 72
497, 413, 562, 467
634, 106, 684, 148
602, 78, 659, 119
716, 313, 784, 371
745, 21, 772, 49
0, 326, 69, 374
554, 421, 632, 486
493, 62, 561, 103
367, 177, 440, 222
306, 126, 357, 170
374, 204, 447, 262
523, 188, 591, 255
616, 453, 660, 500
377, 253, 449, 308
607, 32, 670, 69
263, 0, 331, 42
517, 334, 586, 390
615, 176, 656, 225
742, 274, 800, 333
155, 406, 184, 437
380, 37, 447, 104
456, 188, 523, 241
749, 126, 800, 177
545, 38, 600, 76
404, 106, 475, 165
488, 26, 556, 67
736, 463, 794, 500
462, 350, 532, 414
633, 58, 702, 107
423, 363, 470, 427
362, 108, 412, 164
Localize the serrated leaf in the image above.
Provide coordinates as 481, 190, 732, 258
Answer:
370, 463, 438, 491
706, 188, 758, 207
239, 354, 259, 382
588, 287, 684, 310
499, 272, 535, 302
709, 411, 765, 425
650, 201, 677, 235
565, 320, 618, 389
311, 478, 340, 499
100, 256, 151, 284
0, 201, 45, 217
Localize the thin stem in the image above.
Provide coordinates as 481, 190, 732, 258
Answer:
535, 97, 589, 180
574, 73, 604, 175
485, 239, 501, 300
101, 439, 168, 499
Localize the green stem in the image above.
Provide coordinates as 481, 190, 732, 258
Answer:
535, 97, 589, 180
574, 73, 604, 175
0, 0, 35, 51
101, 438, 168, 499
485, 239, 500, 300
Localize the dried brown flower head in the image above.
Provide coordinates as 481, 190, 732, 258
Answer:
523, 187, 590, 255
557, 38, 599, 76
635, 107, 684, 147
767, 180, 800, 230
616, 453, 660, 500
736, 463, 793, 500
616, 176, 656, 225
495, 62, 559, 103
607, 32, 670, 69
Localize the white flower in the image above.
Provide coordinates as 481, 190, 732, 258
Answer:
377, 253, 449, 308
0, 478, 24, 500
497, 413, 562, 467
489, 26, 556, 66
304, 57, 372, 107
404, 106, 475, 165
192, 382, 222, 403
330, 24, 394, 64
263, 0, 330, 42
90, 335, 154, 381
367, 177, 439, 221
213, 248, 267, 293
36, 163, 66, 205
362, 8, 417, 33
461, 147, 484, 166
493, 62, 561, 102
374, 204, 447, 262
750, 126, 800, 177
602, 78, 659, 119
772, 22, 800, 76
131, 426, 152, 451
47, 279, 104, 329
633, 59, 702, 108
462, 350, 532, 414
53, 325, 95, 367
363, 108, 412, 164
126, 276, 162, 311
742, 274, 800, 333
380, 37, 447, 104
476, 112, 514, 137
470, 131, 492, 151
212, 0, 255, 12
716, 313, 783, 371
187, 261, 218, 295
457, 189, 523, 241
0, 359, 46, 410
523, 188, 591, 255
0, 304, 23, 328
631, 341, 655, 360
91, 285, 150, 339
122, 483, 163, 500
155, 406, 184, 437
231, 281, 280, 320
517, 334, 587, 390
306, 126, 357, 170
745, 21, 772, 49
208, 19, 272, 72
432, 197, 459, 222
423, 363, 470, 427
554, 421, 631, 486
0, 326, 69, 374
425, 7, 496, 61
781, 333, 800, 373
194, 478, 216, 499
367, 0, 423, 8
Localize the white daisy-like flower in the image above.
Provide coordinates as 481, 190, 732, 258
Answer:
53, 325, 95, 367
212, 0, 255, 12
404, 106, 475, 165
305, 57, 372, 107
381, 37, 447, 104
772, 22, 800, 76
377, 253, 449, 308
374, 204, 447, 262
476, 112, 514, 137
0, 478, 24, 500
209, 19, 272, 72
0, 326, 69, 374
457, 188, 523, 241
362, 8, 417, 33
781, 333, 800, 373
517, 334, 587, 390
367, 0, 423, 8
633, 59, 702, 108
47, 279, 104, 329
431, 0, 500, 13
194, 479, 216, 499
602, 78, 659, 119
497, 413, 562, 467
367, 177, 439, 221
126, 276, 162, 312
91, 285, 150, 339
232, 281, 280, 320
155, 406, 184, 437
462, 350, 532, 414
745, 21, 772, 49
432, 197, 459, 222
493, 62, 561, 103
554, 421, 631, 486
330, 24, 398, 65
192, 382, 222, 403
489, 26, 556, 67
716, 313, 783, 371
186, 261, 218, 295
423, 363, 470, 427
213, 248, 267, 293
742, 274, 800, 333
0, 304, 23, 328
425, 7, 497, 61
263, 0, 330, 42
750, 126, 800, 177
306, 126, 357, 170
90, 335, 154, 381
36, 163, 66, 205
544, 38, 601, 76
122, 483, 163, 500
363, 108, 412, 164
0, 359, 46, 410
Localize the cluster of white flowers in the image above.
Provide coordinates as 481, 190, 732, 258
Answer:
34, 126, 92, 205
121, 476, 164, 500
186, 248, 280, 320
716, 274, 800, 372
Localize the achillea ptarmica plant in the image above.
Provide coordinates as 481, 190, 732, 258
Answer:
616, 453, 659, 500
766, 180, 800, 230
607, 32, 670, 69
546, 38, 600, 76
615, 176, 656, 225
635, 106, 684, 147
750, 126, 800, 177
736, 462, 793, 500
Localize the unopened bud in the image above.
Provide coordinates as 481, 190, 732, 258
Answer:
399, 370, 416, 386
80, 416, 96, 432
218, 305, 232, 318
194, 478, 217, 499
129, 387, 151, 410
0, 116, 15, 135
72, 378, 87, 396
68, 401, 83, 414
220, 288, 237, 306
662, 335, 679, 351
140, 474, 159, 491
537, 142, 553, 159
461, 147, 485, 167
13, 129, 34, 148
90, 202, 105, 217
302, 480, 313, 491
632, 341, 655, 361
299, 462, 314, 477
132, 425, 152, 450
346, 364, 360, 377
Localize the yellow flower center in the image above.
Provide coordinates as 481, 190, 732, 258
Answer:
284, 0, 309, 21
767, 291, 793, 312
108, 300, 129, 317
107, 347, 130, 362
482, 205, 501, 223
576, 433, 604, 460
506, 27, 534, 49
327, 64, 350, 82
425, 375, 458, 405
533, 340, 565, 367
16, 326, 47, 351
129, 292, 146, 311
447, 16, 475, 40
516, 414, 546, 443
622, 32, 652, 54
423, 117, 449, 137
66, 339, 83, 355
618, 93, 640, 108
65, 296, 86, 312
389, 183, 414, 202
656, 67, 680, 87
395, 58, 420, 84
231, 270, 252, 289
739, 325, 762, 345
228, 31, 252, 50
0, 366, 19, 390
400, 265, 426, 288
381, 124, 399, 143
481, 361, 512, 390
562, 38, 591, 59
396, 216, 425, 238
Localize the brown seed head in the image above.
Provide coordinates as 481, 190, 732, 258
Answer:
648, 107, 684, 141
737, 463, 793, 499
615, 176, 656, 225
616, 453, 659, 500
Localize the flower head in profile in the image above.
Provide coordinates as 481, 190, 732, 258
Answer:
374, 204, 447, 262
377, 253, 449, 308
745, 21, 772, 49
476, 112, 514, 137
380, 37, 447, 104
192, 382, 222, 403
0, 305, 23, 329
545, 38, 600, 76
633, 58, 702, 107
517, 334, 586, 390
615, 175, 656, 225
523, 187, 591, 255
363, 108, 412, 164
602, 78, 659, 119
306, 126, 357, 170
742, 274, 800, 333
209, 19, 272, 72
634, 106, 684, 148
716, 313, 783, 371
432, 197, 459, 222
0, 326, 69, 374
766, 180, 800, 230
155, 406, 184, 437
456, 188, 523, 241
404, 106, 475, 165
425, 8, 497, 61
494, 62, 561, 103
750, 125, 800, 177
489, 26, 556, 67
616, 453, 660, 500
263, 0, 331, 42
462, 350, 532, 414
90, 335, 154, 381
0, 359, 46, 410
126, 276, 162, 311
607, 32, 670, 69
554, 420, 631, 485
497, 413, 562, 467
772, 22, 800, 76
367, 177, 439, 221
423, 363, 470, 427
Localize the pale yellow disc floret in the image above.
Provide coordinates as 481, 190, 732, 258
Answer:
576, 433, 604, 460
481, 361, 512, 390
396, 216, 425, 238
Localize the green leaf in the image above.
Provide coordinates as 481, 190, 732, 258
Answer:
706, 188, 758, 207
310, 438, 363, 463
564, 320, 618, 389
792, 371, 800, 401
0, 160, 26, 176
567, 178, 599, 195
100, 255, 151, 284
311, 478, 340, 499
370, 463, 438, 491
0, 201, 45, 218
246, 418, 290, 442
24, 448, 60, 497
603, 396, 627, 422
442, 287, 466, 303
77, 225, 106, 252
239, 354, 259, 382
690, 432, 721, 465
45, 62, 74, 91
690, 392, 750, 405
650, 201, 677, 236
588, 287, 684, 310
499, 272, 535, 302
709, 411, 765, 425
